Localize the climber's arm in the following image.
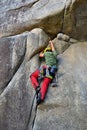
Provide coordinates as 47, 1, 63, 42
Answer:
49, 40, 55, 51
39, 51, 44, 57
49, 40, 58, 57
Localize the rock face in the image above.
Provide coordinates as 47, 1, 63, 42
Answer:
0, 0, 87, 40
0, 0, 87, 130
0, 28, 49, 130
33, 42, 87, 130
0, 35, 26, 93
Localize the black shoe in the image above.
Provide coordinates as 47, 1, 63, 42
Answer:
35, 86, 40, 95
36, 92, 43, 105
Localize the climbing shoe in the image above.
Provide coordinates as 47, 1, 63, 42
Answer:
36, 92, 43, 105
35, 86, 40, 94
35, 86, 41, 100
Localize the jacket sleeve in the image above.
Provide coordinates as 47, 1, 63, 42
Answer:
53, 50, 58, 57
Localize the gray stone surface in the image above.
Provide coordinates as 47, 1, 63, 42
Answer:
0, 0, 87, 40
0, 0, 66, 37
0, 28, 50, 130
33, 42, 87, 130
0, 0, 87, 130
0, 35, 26, 93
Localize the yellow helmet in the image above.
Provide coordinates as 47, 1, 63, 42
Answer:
44, 47, 51, 52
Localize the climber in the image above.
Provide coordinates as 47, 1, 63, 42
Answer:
30, 40, 58, 105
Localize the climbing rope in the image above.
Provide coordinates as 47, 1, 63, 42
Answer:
25, 92, 37, 130
32, 101, 38, 128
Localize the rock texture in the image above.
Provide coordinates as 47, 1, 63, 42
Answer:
0, 0, 87, 130
0, 28, 49, 130
0, 0, 87, 40
0, 35, 26, 93
33, 42, 87, 130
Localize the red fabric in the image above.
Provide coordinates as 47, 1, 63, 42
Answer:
30, 70, 39, 89
40, 77, 51, 100
30, 69, 52, 100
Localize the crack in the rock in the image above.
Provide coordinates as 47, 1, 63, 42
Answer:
61, 0, 73, 32
36, 0, 49, 10
7, 0, 40, 12
61, 0, 67, 32
25, 93, 37, 130
32, 102, 38, 129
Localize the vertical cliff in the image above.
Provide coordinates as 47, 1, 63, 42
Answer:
0, 0, 87, 130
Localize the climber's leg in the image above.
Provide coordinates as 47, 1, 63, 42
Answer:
40, 77, 52, 100
30, 70, 40, 90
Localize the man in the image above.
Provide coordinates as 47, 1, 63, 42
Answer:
30, 40, 58, 105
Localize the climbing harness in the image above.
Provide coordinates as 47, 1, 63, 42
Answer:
39, 65, 57, 79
